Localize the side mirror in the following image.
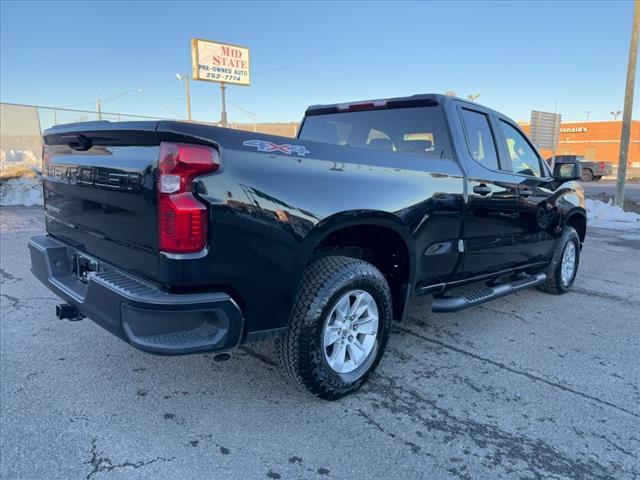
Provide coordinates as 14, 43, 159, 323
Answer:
553, 162, 582, 181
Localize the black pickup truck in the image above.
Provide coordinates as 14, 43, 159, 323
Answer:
30, 94, 586, 399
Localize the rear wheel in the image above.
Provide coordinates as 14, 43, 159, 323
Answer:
537, 226, 580, 295
276, 256, 392, 400
581, 168, 594, 182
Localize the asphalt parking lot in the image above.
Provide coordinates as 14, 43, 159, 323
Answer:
581, 180, 640, 202
1, 206, 639, 480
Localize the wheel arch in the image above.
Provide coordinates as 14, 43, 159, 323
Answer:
301, 211, 416, 321
564, 209, 587, 245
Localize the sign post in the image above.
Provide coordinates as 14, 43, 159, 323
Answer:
220, 83, 227, 127
529, 110, 561, 169
191, 38, 250, 127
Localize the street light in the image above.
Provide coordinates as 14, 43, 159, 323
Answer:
585, 110, 592, 121
96, 87, 144, 120
467, 93, 481, 102
610, 110, 622, 120
176, 73, 192, 121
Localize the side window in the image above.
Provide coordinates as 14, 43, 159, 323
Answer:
499, 121, 543, 177
460, 109, 499, 170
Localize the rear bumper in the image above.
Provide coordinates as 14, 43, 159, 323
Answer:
28, 235, 243, 355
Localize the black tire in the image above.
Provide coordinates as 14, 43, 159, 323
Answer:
537, 226, 581, 295
276, 256, 392, 400
581, 168, 594, 182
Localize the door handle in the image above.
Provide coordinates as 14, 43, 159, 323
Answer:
473, 184, 492, 196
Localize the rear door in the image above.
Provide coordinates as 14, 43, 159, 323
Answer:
454, 104, 522, 277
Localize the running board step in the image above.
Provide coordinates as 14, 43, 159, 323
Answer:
431, 272, 547, 313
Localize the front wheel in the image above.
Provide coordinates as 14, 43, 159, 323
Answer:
276, 256, 392, 400
537, 226, 581, 294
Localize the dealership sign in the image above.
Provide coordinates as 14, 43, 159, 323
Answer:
191, 38, 250, 86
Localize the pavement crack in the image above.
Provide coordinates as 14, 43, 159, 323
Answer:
363, 375, 626, 480
570, 287, 640, 306
0, 267, 22, 283
395, 325, 640, 419
476, 305, 530, 324
356, 408, 421, 454
84, 438, 174, 479
0, 293, 21, 309
589, 431, 638, 457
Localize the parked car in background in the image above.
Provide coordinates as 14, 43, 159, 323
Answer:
548, 155, 612, 182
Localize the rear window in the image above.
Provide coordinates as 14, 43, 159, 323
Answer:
298, 106, 450, 158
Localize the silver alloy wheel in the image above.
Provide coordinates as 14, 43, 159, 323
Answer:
322, 290, 379, 374
560, 241, 577, 286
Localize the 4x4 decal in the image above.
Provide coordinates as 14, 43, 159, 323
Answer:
243, 139, 310, 157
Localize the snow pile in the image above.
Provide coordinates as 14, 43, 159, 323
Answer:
0, 150, 41, 179
1, 177, 43, 206
0, 150, 43, 206
586, 198, 640, 230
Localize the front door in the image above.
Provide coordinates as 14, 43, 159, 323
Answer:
494, 118, 556, 266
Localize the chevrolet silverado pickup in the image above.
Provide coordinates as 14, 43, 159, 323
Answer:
30, 94, 587, 399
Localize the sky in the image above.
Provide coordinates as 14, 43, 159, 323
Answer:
1, 1, 637, 125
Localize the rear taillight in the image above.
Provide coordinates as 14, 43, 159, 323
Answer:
157, 142, 220, 254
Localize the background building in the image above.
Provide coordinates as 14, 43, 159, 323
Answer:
519, 120, 640, 167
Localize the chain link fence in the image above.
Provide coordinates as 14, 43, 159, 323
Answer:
0, 103, 168, 205
1, 102, 166, 168
0, 102, 299, 205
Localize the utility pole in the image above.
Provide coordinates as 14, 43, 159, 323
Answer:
176, 73, 192, 120
96, 97, 102, 120
185, 76, 191, 121
615, 0, 639, 208
585, 110, 592, 121
220, 83, 228, 127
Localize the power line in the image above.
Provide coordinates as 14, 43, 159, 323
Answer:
253, 38, 369, 76
0, 101, 166, 119
57, 36, 373, 109
59, 78, 177, 108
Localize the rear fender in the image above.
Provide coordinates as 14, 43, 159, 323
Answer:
295, 210, 416, 321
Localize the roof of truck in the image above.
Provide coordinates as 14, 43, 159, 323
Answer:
305, 93, 481, 116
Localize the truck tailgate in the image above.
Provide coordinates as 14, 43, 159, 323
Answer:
43, 122, 161, 281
